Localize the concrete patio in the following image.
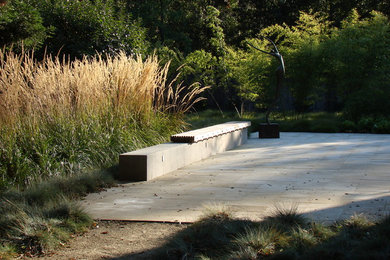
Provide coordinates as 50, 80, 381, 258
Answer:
83, 132, 390, 224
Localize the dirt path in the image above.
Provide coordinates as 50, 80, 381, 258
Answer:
34, 221, 187, 260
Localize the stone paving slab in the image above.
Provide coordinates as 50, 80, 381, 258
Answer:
83, 132, 390, 224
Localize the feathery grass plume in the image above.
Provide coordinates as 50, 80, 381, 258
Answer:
154, 64, 210, 115
0, 49, 207, 125
0, 48, 208, 256
0, 49, 207, 188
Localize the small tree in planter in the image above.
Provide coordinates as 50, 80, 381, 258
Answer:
247, 37, 285, 138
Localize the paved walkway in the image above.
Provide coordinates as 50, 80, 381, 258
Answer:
83, 132, 390, 224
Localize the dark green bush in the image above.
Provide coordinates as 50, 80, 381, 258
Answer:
357, 116, 375, 132
281, 120, 312, 132
0, 0, 149, 58
0, 0, 49, 50
37, 0, 148, 58
230, 10, 390, 118
310, 119, 340, 133
341, 120, 357, 132
372, 118, 390, 134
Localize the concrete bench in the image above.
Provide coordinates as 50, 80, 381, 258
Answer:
118, 121, 251, 181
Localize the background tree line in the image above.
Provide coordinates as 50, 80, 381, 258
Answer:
1, 0, 389, 126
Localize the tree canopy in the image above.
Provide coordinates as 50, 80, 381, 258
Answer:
1, 0, 389, 121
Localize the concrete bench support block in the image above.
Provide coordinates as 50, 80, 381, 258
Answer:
119, 123, 249, 181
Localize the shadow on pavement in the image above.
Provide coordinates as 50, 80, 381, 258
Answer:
107, 195, 390, 260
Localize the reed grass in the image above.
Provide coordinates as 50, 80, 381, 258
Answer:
0, 50, 207, 124
0, 49, 207, 189
0, 49, 207, 257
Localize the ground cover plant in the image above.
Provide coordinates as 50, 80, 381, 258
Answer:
149, 207, 390, 259
0, 171, 113, 258
0, 49, 207, 257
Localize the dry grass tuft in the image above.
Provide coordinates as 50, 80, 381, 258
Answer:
0, 49, 208, 257
0, 49, 208, 189
0, 49, 208, 125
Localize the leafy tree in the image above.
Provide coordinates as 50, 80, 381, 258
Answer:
275, 11, 332, 111
226, 40, 271, 113
36, 0, 148, 58
229, 12, 332, 113
229, 9, 390, 119
205, 6, 226, 57
180, 50, 218, 87
322, 10, 390, 119
124, 0, 207, 54
0, 0, 49, 50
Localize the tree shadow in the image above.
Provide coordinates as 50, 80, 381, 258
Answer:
106, 195, 390, 260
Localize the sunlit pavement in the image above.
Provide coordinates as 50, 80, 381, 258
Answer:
83, 132, 390, 224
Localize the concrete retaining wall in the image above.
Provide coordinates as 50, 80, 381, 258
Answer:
119, 124, 249, 181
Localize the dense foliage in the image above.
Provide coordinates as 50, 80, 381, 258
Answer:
0, 0, 48, 50
0, 0, 148, 58
1, 1, 390, 256
1, 0, 389, 122
231, 10, 390, 122
0, 50, 209, 190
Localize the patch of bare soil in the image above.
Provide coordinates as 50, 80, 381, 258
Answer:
32, 221, 188, 260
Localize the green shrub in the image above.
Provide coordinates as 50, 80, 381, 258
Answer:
328, 11, 390, 120
372, 118, 390, 134
341, 120, 357, 132
357, 116, 375, 133
180, 50, 218, 87
310, 119, 340, 133
281, 120, 312, 132
0, 0, 50, 50
230, 10, 390, 118
36, 0, 148, 58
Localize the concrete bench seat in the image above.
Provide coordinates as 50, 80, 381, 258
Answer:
119, 121, 251, 181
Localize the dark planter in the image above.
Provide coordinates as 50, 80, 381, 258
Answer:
259, 123, 280, 139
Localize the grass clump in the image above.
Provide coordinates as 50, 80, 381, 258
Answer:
153, 206, 390, 260
0, 194, 92, 257
232, 226, 289, 259
0, 49, 207, 257
161, 206, 252, 259
0, 170, 113, 257
264, 205, 308, 230
0, 49, 207, 189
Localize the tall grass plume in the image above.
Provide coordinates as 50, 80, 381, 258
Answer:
0, 49, 207, 189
